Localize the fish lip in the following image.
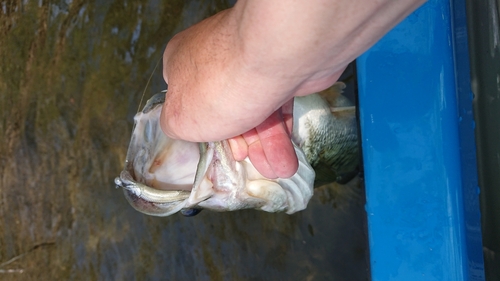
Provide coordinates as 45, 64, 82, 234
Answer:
117, 169, 192, 203
122, 188, 187, 217
115, 169, 191, 217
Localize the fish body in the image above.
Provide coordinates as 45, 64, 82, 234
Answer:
115, 82, 358, 216
293, 83, 358, 184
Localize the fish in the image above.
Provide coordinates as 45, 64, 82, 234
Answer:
114, 82, 358, 217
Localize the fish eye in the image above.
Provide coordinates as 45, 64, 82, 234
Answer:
181, 208, 202, 217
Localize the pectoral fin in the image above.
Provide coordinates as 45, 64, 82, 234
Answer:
331, 106, 356, 118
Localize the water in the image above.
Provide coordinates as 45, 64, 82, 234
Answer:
0, 1, 368, 280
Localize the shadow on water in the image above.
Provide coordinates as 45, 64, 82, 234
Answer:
0, 1, 368, 280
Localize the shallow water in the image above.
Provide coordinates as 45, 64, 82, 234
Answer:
0, 1, 368, 280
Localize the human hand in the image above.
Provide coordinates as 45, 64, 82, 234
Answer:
159, 9, 305, 179
160, 0, 425, 179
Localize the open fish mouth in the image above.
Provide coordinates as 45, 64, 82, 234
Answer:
114, 92, 315, 217
115, 82, 358, 217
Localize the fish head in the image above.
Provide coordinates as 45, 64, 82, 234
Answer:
115, 92, 315, 217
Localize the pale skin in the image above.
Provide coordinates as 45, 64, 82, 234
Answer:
161, 0, 426, 179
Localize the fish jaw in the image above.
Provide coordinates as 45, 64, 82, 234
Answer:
115, 170, 190, 216
128, 98, 199, 191
186, 141, 315, 213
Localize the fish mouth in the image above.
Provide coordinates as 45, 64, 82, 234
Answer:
114, 91, 198, 216
114, 92, 315, 217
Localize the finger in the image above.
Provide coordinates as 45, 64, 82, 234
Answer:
228, 135, 248, 161
242, 129, 278, 179
255, 109, 298, 178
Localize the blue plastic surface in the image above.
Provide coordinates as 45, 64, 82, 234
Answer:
356, 0, 485, 280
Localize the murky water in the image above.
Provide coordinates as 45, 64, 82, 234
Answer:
0, 1, 368, 280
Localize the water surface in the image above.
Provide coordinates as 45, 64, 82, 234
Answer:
0, 1, 368, 280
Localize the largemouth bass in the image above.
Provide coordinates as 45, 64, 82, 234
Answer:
115, 82, 358, 217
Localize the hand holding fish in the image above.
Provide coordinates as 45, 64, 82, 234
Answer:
160, 0, 425, 178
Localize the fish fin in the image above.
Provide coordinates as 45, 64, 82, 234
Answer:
330, 106, 356, 118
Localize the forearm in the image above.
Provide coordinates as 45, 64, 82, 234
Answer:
161, 0, 426, 142
234, 0, 425, 92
